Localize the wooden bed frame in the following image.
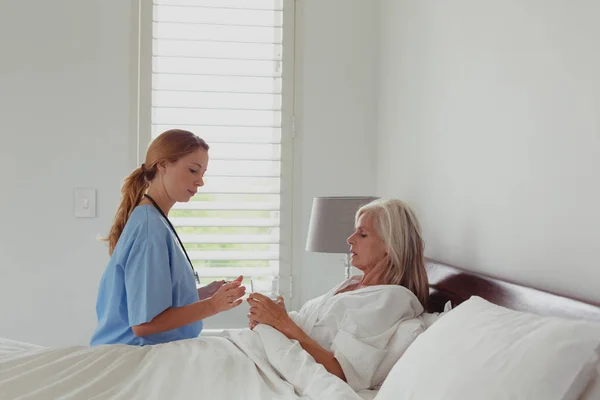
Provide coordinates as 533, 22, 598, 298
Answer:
425, 258, 600, 322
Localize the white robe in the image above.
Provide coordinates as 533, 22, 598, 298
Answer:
289, 277, 425, 391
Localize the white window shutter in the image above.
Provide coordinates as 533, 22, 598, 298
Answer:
150, 0, 286, 287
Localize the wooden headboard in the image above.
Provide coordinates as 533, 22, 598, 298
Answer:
425, 258, 600, 322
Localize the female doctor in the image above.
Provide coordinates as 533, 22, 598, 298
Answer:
91, 129, 246, 346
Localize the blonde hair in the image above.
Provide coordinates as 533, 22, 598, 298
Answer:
104, 129, 209, 255
357, 198, 429, 307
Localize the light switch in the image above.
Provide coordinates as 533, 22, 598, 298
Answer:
74, 188, 96, 218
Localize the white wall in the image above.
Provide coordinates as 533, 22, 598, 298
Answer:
0, 1, 135, 346
292, 0, 379, 307
0, 0, 379, 345
376, 0, 600, 302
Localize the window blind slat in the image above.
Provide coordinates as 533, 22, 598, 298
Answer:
154, 22, 282, 43
153, 57, 281, 77
155, 6, 282, 26
174, 201, 279, 211
154, 39, 282, 60
189, 267, 279, 279
208, 143, 281, 160
155, 0, 282, 11
187, 251, 278, 261
153, 74, 281, 93
178, 234, 278, 244
153, 108, 281, 126
207, 164, 281, 178
152, 127, 280, 144
153, 91, 281, 110
184, 193, 280, 203
195, 178, 280, 194
170, 217, 279, 227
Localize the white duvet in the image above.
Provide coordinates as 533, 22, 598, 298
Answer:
0, 280, 426, 400
0, 326, 362, 400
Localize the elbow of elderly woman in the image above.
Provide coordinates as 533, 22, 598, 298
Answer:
247, 198, 429, 390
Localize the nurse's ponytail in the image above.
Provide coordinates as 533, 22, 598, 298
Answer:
104, 129, 209, 255
104, 167, 150, 255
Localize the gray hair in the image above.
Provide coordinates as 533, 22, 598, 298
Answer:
357, 198, 429, 307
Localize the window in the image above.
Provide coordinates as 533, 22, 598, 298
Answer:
136, 0, 294, 328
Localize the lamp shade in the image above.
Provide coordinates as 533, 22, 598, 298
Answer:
305, 196, 379, 254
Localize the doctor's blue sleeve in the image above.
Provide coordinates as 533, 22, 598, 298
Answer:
124, 234, 173, 327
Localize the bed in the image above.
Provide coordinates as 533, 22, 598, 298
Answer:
1, 258, 599, 400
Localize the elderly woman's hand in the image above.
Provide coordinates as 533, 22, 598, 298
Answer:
248, 295, 286, 329
247, 294, 292, 335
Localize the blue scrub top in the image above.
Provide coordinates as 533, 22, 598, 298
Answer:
90, 205, 202, 346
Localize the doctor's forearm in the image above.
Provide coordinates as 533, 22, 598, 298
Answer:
283, 323, 346, 382
132, 300, 216, 337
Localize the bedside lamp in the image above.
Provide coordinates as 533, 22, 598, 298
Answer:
305, 196, 379, 279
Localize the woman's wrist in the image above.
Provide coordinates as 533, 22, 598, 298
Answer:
280, 316, 301, 340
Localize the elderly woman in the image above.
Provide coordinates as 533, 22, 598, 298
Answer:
247, 198, 429, 391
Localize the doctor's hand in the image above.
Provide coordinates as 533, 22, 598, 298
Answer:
247, 293, 292, 335
197, 280, 225, 301
207, 276, 246, 314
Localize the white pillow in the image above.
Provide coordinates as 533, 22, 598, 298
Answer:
375, 296, 600, 400
372, 301, 453, 389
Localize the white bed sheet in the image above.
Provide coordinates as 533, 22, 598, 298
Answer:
0, 327, 363, 400
0, 337, 43, 355
0, 336, 384, 399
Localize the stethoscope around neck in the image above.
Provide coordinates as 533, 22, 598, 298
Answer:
143, 193, 200, 284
